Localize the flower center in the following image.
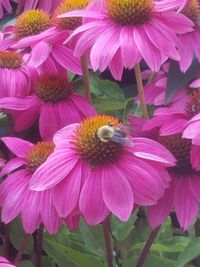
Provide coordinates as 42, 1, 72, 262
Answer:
54, 0, 90, 30
15, 9, 51, 37
182, 0, 200, 22
107, 0, 154, 25
159, 134, 192, 176
185, 89, 200, 118
34, 75, 73, 103
0, 51, 22, 69
74, 115, 126, 167
26, 141, 55, 172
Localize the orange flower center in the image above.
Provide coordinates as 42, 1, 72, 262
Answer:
26, 141, 55, 171
182, 0, 200, 22
34, 75, 73, 103
0, 51, 22, 69
15, 9, 51, 37
159, 134, 192, 176
107, 0, 154, 25
74, 115, 127, 167
54, 0, 90, 30
185, 89, 200, 118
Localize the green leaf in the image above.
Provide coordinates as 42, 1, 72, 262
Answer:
10, 218, 34, 254
89, 75, 125, 101
44, 238, 105, 267
19, 261, 34, 267
79, 220, 104, 257
93, 98, 125, 113
175, 237, 200, 267
124, 255, 176, 267
111, 214, 137, 242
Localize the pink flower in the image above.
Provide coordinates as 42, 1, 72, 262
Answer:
29, 115, 175, 225
178, 0, 200, 72
0, 51, 31, 97
137, 64, 187, 106
0, 257, 15, 267
0, 137, 62, 234
0, 0, 13, 19
59, 0, 193, 80
17, 0, 61, 13
0, 9, 82, 75
129, 113, 200, 230
0, 73, 96, 140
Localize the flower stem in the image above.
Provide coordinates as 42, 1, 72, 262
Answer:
135, 226, 161, 267
14, 234, 30, 266
36, 224, 44, 267
194, 219, 200, 266
102, 218, 113, 267
134, 64, 149, 119
3, 224, 10, 259
81, 55, 92, 103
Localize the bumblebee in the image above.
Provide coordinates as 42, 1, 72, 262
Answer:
97, 125, 128, 145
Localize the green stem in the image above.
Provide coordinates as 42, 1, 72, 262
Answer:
36, 224, 44, 267
3, 224, 10, 259
135, 226, 161, 267
134, 64, 149, 119
14, 234, 30, 266
103, 218, 113, 267
81, 55, 92, 103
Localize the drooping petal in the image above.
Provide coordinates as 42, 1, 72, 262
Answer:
79, 169, 109, 225
174, 178, 198, 230
1, 137, 33, 158
28, 41, 52, 68
101, 164, 134, 221
0, 158, 25, 176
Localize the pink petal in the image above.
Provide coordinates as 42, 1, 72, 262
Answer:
1, 137, 33, 158
58, 9, 106, 19
79, 169, 109, 225
190, 145, 200, 171
30, 149, 78, 190
132, 137, 176, 166
148, 181, 174, 228
0, 158, 25, 176
174, 178, 198, 230
28, 41, 52, 68
21, 190, 42, 233
189, 174, 200, 202
0, 170, 30, 223
102, 164, 134, 221
40, 190, 62, 234
90, 25, 120, 72
70, 93, 97, 117
53, 161, 83, 217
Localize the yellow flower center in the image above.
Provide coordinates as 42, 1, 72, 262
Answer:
26, 141, 55, 172
0, 51, 22, 69
107, 0, 154, 25
159, 134, 192, 176
182, 0, 200, 22
34, 75, 73, 103
54, 0, 90, 30
74, 115, 127, 167
15, 9, 51, 37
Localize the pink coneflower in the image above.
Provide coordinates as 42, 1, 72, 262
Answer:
17, 0, 61, 13
0, 73, 96, 140
0, 50, 31, 97
29, 115, 175, 225
0, 137, 62, 234
183, 79, 200, 144
136, 64, 188, 106
0, 0, 13, 19
0, 9, 82, 74
0, 257, 15, 267
142, 79, 200, 136
59, 0, 194, 80
129, 115, 200, 230
177, 0, 200, 72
